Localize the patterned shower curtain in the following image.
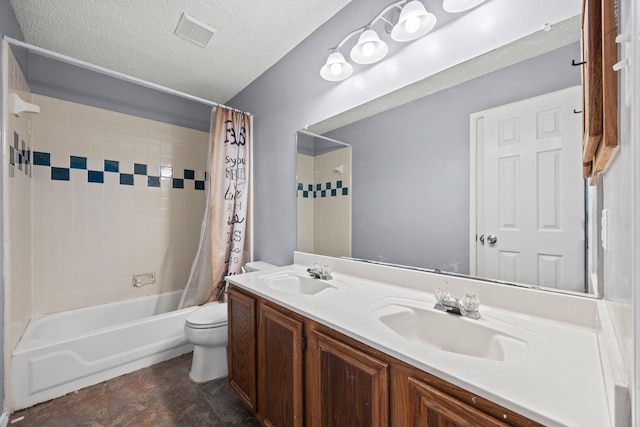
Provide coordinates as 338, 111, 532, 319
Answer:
209, 108, 251, 302
178, 107, 251, 308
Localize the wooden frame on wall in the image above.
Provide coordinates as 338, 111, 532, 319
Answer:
581, 0, 619, 185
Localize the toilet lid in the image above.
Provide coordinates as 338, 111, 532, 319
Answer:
186, 302, 228, 328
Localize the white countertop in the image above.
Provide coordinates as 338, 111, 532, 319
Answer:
227, 263, 610, 427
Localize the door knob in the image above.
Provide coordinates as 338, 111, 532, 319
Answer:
486, 235, 497, 245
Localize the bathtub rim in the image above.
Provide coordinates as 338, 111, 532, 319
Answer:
14, 291, 201, 353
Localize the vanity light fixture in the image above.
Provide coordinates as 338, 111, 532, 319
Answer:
319, 0, 486, 81
442, 0, 487, 13
320, 50, 354, 81
320, 0, 437, 81
351, 26, 389, 64
390, 0, 437, 42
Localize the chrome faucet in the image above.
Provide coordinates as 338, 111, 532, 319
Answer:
307, 263, 333, 280
434, 287, 481, 320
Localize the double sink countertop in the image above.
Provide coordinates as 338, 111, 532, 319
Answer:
226, 262, 611, 427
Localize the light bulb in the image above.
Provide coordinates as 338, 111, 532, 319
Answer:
362, 41, 376, 57
404, 15, 421, 34
330, 62, 342, 75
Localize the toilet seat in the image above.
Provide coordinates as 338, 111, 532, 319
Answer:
185, 303, 227, 329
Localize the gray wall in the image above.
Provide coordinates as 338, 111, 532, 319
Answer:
27, 54, 211, 132
229, 0, 398, 266
324, 43, 581, 273
0, 0, 25, 411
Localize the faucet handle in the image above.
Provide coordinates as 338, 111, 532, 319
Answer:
322, 265, 331, 275
435, 287, 450, 303
462, 293, 480, 312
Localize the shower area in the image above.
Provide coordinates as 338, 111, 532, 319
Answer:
2, 39, 240, 411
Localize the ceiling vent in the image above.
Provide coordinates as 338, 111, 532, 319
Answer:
174, 13, 217, 47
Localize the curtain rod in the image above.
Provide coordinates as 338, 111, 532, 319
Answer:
2, 36, 251, 116
298, 129, 350, 147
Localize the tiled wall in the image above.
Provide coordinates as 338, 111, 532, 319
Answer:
296, 148, 351, 257
2, 56, 208, 411
29, 94, 208, 315
296, 154, 314, 252
2, 44, 33, 414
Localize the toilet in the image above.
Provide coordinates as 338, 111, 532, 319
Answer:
184, 261, 277, 383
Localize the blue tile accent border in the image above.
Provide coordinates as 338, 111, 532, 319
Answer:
29, 151, 206, 189
120, 173, 134, 185
7, 132, 33, 178
70, 156, 87, 169
297, 180, 349, 198
134, 163, 147, 175
88, 170, 104, 183
148, 176, 160, 187
51, 167, 70, 181
34, 152, 51, 166
104, 160, 119, 173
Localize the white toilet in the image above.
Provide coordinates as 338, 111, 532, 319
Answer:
184, 261, 277, 383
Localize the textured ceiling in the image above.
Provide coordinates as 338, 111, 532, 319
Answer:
9, 0, 351, 103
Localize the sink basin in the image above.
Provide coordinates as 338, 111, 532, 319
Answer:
366, 299, 531, 363
261, 272, 336, 295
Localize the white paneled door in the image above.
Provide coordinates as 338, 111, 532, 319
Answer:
473, 86, 585, 292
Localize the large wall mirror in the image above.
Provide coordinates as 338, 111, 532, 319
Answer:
297, 15, 603, 297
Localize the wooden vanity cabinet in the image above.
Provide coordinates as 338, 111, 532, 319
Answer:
228, 287, 304, 426
227, 285, 542, 427
257, 303, 304, 427
391, 363, 544, 427
306, 329, 389, 427
227, 288, 258, 411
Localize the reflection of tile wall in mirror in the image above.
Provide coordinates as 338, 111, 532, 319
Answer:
296, 132, 352, 259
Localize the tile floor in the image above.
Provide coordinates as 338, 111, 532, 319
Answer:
9, 353, 260, 427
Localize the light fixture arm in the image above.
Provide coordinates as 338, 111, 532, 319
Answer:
330, 0, 406, 50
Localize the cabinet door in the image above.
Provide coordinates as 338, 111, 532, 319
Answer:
307, 330, 388, 427
408, 377, 508, 427
258, 304, 304, 427
227, 288, 257, 411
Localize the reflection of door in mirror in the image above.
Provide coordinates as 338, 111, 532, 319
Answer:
472, 86, 587, 293
296, 131, 352, 258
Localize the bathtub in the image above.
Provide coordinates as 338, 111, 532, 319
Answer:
12, 290, 199, 410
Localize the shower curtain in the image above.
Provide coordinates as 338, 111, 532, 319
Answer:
179, 107, 252, 308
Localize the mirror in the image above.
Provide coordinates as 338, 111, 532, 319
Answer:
296, 130, 352, 258
297, 16, 602, 296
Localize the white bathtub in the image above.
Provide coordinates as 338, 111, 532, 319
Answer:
12, 290, 199, 410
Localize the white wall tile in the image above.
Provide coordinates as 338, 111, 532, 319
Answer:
22, 94, 207, 321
